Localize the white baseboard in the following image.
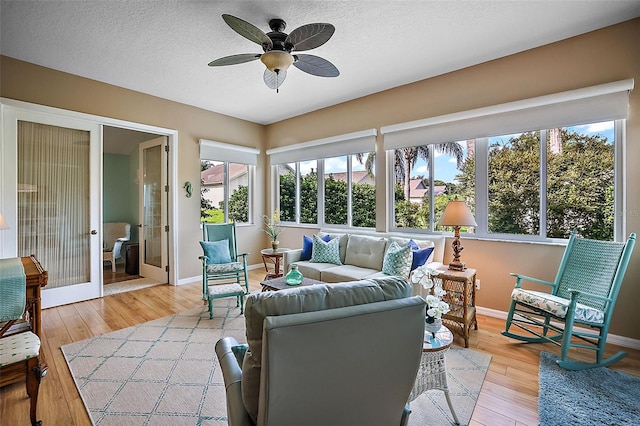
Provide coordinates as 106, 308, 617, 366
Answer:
176, 263, 263, 286
476, 306, 640, 350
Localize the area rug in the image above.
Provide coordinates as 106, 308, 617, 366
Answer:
539, 351, 640, 425
62, 301, 490, 425
103, 277, 165, 296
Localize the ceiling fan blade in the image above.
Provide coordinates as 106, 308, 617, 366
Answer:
285, 23, 335, 51
264, 69, 287, 90
208, 53, 261, 67
293, 54, 339, 77
222, 14, 273, 48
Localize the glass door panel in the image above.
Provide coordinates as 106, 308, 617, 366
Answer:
139, 138, 167, 282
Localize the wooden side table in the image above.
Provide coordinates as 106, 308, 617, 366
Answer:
408, 325, 459, 425
260, 248, 289, 280
433, 267, 477, 348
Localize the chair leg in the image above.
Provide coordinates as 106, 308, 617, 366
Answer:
208, 298, 214, 319
239, 293, 245, 314
26, 357, 43, 426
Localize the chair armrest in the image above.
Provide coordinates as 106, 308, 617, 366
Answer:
567, 288, 612, 303
510, 273, 557, 289
215, 337, 254, 426
283, 249, 302, 273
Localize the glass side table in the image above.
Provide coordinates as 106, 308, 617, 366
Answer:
408, 325, 460, 425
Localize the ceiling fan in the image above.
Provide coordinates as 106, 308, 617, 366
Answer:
208, 14, 340, 92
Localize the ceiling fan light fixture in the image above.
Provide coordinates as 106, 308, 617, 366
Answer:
260, 51, 294, 73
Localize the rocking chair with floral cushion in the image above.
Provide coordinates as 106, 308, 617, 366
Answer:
502, 230, 636, 370
199, 223, 249, 319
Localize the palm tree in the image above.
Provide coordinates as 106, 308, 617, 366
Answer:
356, 143, 465, 201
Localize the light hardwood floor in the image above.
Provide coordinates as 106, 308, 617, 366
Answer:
2, 269, 639, 425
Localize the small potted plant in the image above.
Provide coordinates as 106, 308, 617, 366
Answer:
411, 264, 450, 337
262, 209, 284, 251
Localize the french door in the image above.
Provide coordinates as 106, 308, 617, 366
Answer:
1, 106, 102, 308
139, 137, 168, 282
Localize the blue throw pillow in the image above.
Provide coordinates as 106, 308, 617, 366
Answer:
408, 239, 435, 271
200, 239, 232, 265
300, 234, 330, 261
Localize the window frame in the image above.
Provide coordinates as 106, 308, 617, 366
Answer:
200, 159, 255, 225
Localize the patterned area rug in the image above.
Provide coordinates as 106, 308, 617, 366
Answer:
539, 352, 640, 425
103, 278, 165, 296
62, 300, 490, 425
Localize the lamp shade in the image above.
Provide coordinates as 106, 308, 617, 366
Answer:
260, 51, 294, 73
438, 199, 477, 227
0, 212, 8, 230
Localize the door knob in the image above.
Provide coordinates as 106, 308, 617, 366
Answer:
91, 230, 97, 235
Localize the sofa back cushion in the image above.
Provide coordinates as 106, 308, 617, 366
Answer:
344, 234, 387, 270
241, 276, 414, 423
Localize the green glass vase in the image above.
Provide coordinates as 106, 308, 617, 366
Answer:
285, 264, 303, 286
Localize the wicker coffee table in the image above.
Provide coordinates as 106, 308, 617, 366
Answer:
260, 276, 325, 292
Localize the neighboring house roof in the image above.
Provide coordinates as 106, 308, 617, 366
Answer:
326, 171, 374, 185
408, 179, 447, 200
201, 163, 247, 185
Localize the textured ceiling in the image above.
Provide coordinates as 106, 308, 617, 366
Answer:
2, 1, 640, 125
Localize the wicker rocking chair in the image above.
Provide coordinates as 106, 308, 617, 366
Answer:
502, 230, 636, 370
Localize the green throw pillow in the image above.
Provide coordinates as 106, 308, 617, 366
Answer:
199, 239, 232, 264
310, 234, 342, 265
382, 241, 413, 278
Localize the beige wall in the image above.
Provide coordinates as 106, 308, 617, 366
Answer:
0, 56, 267, 279
1, 18, 639, 339
265, 19, 640, 340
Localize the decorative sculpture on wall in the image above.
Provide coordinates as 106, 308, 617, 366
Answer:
184, 181, 193, 198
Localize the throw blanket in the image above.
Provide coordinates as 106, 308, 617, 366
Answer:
0, 258, 26, 321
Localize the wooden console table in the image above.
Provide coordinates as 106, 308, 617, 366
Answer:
0, 255, 48, 388
0, 255, 48, 339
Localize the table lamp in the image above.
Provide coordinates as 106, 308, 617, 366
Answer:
438, 198, 477, 271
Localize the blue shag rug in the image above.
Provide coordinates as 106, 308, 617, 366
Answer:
539, 352, 640, 425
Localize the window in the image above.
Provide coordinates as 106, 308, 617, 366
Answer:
381, 80, 631, 241
278, 160, 318, 224
391, 143, 473, 231
199, 139, 259, 225
268, 129, 377, 229
387, 121, 618, 241
201, 160, 251, 224
277, 154, 375, 228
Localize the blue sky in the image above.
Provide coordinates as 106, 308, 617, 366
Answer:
312, 121, 615, 183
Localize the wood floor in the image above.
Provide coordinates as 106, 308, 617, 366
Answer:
2, 269, 639, 425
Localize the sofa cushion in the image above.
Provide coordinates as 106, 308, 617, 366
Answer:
310, 235, 342, 265
344, 235, 387, 270
300, 234, 330, 261
320, 264, 380, 282
293, 261, 336, 281
382, 241, 413, 278
241, 276, 414, 422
